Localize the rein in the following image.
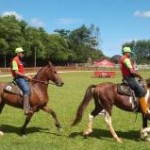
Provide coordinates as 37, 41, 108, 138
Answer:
31, 79, 55, 85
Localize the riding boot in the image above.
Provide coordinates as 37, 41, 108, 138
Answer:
139, 97, 150, 119
23, 95, 33, 115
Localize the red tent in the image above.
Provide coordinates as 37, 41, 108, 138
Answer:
93, 59, 116, 77
94, 59, 115, 67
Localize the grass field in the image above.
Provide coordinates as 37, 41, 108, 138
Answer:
0, 71, 150, 150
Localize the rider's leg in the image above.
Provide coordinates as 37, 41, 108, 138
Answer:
139, 97, 149, 114
133, 80, 150, 116
134, 82, 150, 115
125, 77, 150, 116
15, 78, 33, 115
23, 94, 33, 115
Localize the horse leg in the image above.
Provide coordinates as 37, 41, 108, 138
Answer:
83, 99, 103, 136
140, 114, 150, 141
104, 111, 122, 143
20, 113, 33, 135
142, 114, 148, 128
83, 114, 94, 136
0, 101, 5, 136
42, 105, 62, 131
0, 102, 5, 114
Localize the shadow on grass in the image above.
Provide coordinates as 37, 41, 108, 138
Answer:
69, 128, 140, 141
0, 124, 62, 136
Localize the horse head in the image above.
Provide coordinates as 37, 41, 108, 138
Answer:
34, 61, 64, 87
46, 61, 64, 87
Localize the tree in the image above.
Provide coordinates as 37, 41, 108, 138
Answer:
68, 25, 103, 62
89, 24, 100, 48
122, 40, 150, 64
54, 29, 70, 39
0, 38, 9, 67
46, 34, 70, 63
0, 15, 105, 66
0, 15, 26, 56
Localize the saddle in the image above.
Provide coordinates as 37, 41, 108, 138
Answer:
117, 79, 146, 96
3, 81, 23, 96
117, 80, 138, 111
117, 82, 133, 96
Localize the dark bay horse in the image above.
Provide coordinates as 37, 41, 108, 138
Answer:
72, 78, 150, 143
0, 62, 64, 135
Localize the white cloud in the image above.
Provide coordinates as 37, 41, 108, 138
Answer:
2, 11, 23, 20
134, 10, 150, 18
56, 18, 82, 25
2, 11, 45, 28
30, 18, 45, 27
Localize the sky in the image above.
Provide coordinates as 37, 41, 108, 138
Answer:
0, 0, 150, 57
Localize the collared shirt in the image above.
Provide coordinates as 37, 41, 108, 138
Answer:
120, 55, 134, 77
123, 57, 132, 69
11, 56, 24, 77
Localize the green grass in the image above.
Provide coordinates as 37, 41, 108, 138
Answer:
0, 71, 150, 150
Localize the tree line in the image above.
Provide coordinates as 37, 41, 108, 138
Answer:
0, 15, 104, 67
111, 40, 150, 65
122, 40, 150, 64
0, 15, 149, 67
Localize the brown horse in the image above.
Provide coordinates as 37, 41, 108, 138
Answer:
0, 62, 64, 135
72, 78, 150, 143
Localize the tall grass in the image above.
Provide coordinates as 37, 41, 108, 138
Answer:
0, 71, 150, 150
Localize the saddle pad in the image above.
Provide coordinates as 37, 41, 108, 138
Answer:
117, 83, 133, 96
117, 83, 140, 112
3, 83, 23, 96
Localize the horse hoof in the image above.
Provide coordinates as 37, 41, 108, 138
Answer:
83, 132, 88, 136
0, 131, 4, 136
116, 138, 123, 143
83, 129, 93, 136
141, 137, 150, 141
145, 138, 150, 141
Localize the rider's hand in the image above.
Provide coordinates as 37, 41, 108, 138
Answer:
26, 75, 33, 81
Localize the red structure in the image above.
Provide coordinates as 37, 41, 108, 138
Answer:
94, 59, 115, 67
93, 59, 115, 78
94, 71, 115, 78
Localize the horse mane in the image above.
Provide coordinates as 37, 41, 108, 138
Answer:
33, 65, 48, 79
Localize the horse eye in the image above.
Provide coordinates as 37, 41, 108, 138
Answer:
53, 70, 57, 74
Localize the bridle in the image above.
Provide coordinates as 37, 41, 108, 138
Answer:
31, 79, 55, 85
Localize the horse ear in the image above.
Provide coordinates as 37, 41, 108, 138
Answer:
48, 61, 53, 67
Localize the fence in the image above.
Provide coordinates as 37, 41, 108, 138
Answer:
0, 64, 150, 74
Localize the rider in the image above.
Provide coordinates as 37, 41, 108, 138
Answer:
11, 47, 33, 115
119, 46, 150, 118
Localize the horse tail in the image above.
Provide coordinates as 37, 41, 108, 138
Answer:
72, 84, 96, 126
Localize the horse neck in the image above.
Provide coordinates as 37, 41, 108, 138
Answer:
34, 67, 48, 81
32, 67, 49, 88
34, 74, 48, 82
